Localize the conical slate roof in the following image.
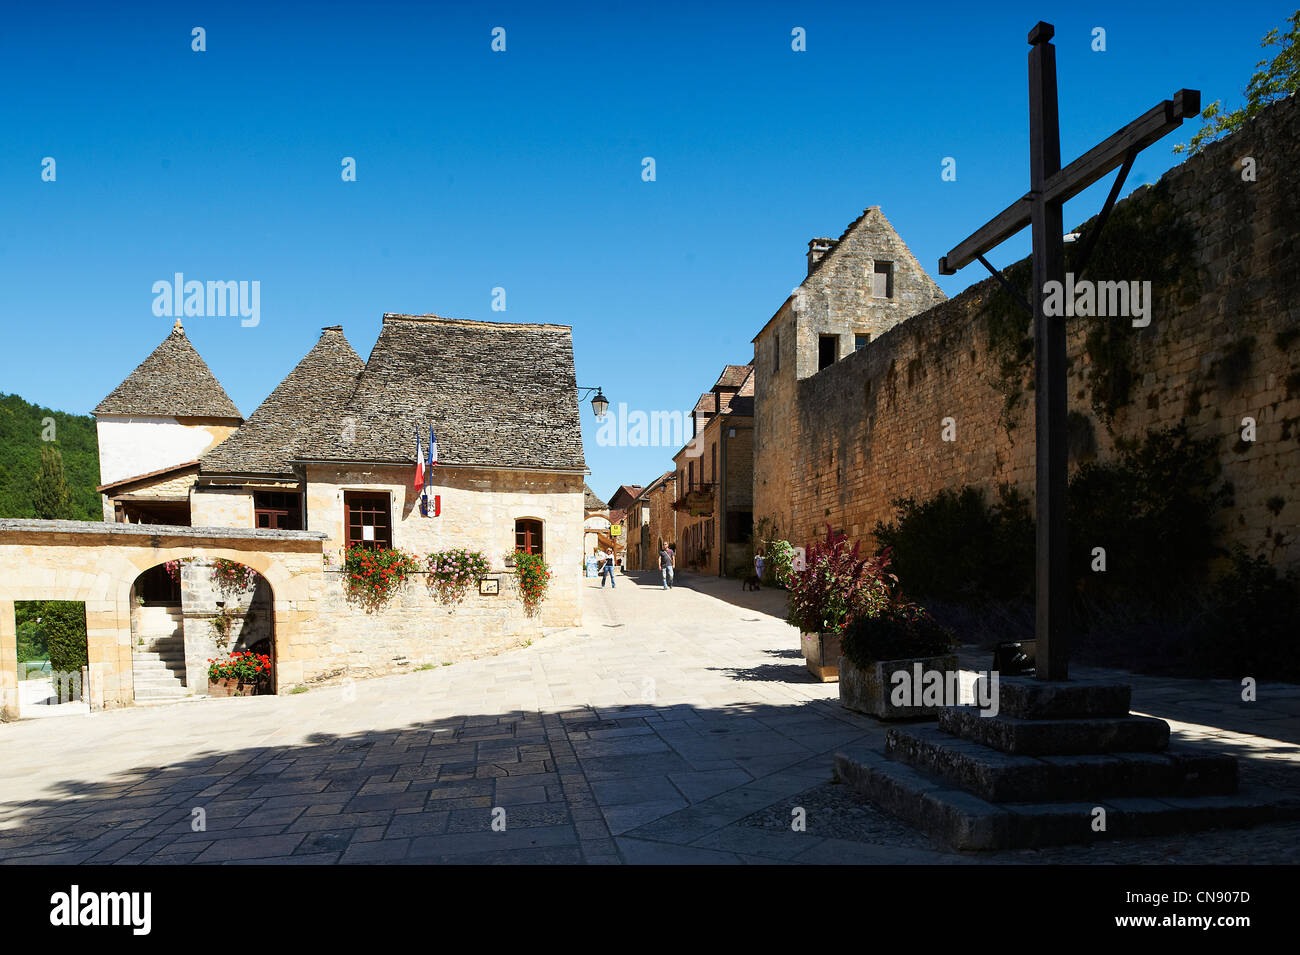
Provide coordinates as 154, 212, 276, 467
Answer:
201, 326, 365, 477
295, 314, 586, 472
94, 320, 242, 418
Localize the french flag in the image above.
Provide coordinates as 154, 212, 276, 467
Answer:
413, 430, 424, 489
428, 426, 438, 469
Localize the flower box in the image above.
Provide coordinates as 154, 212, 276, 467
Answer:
208, 677, 257, 698
801, 631, 841, 683
838, 654, 958, 720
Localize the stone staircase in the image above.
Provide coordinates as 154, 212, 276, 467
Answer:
132, 633, 189, 702
835, 676, 1300, 850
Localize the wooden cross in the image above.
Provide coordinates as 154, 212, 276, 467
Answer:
938, 22, 1199, 680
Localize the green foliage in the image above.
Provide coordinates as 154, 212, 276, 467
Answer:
764, 539, 795, 586
1194, 550, 1300, 681
0, 394, 100, 521
840, 604, 957, 669
211, 558, 259, 597
1174, 11, 1300, 155
872, 485, 1035, 603
1069, 425, 1231, 608
15, 601, 88, 674
342, 544, 420, 606
874, 426, 1231, 613
32, 446, 76, 519
511, 551, 550, 612
15, 620, 48, 663
426, 548, 490, 606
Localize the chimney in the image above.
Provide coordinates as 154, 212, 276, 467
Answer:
807, 238, 837, 274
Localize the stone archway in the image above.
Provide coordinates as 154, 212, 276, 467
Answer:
0, 520, 325, 717
128, 557, 277, 702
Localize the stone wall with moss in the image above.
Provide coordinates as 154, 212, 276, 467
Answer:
765, 92, 1300, 571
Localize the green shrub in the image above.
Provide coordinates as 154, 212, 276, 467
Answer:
1194, 550, 1300, 681
1068, 424, 1231, 609
872, 484, 1034, 603
39, 602, 87, 674
840, 604, 957, 670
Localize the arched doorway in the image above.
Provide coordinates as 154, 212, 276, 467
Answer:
130, 557, 275, 701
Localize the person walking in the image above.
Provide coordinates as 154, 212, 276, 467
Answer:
660, 544, 674, 590
600, 547, 616, 588
754, 550, 765, 582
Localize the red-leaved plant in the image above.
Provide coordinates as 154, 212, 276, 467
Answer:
784, 525, 895, 635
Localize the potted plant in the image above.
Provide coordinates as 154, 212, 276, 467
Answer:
207, 651, 272, 697
784, 526, 892, 682
838, 603, 958, 719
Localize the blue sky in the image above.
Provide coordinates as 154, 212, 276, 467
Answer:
1, 0, 1291, 499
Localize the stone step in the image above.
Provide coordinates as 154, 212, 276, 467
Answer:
993, 676, 1131, 719
835, 747, 1300, 850
132, 666, 185, 681
132, 658, 185, 674
133, 650, 186, 664
133, 685, 190, 701
886, 725, 1236, 802
938, 706, 1170, 755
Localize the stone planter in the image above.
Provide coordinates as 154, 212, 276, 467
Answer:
801, 631, 841, 683
208, 678, 256, 698
838, 654, 959, 720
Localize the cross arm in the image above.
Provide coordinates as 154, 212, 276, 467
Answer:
938, 89, 1200, 275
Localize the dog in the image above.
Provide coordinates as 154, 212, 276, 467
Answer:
742, 575, 762, 591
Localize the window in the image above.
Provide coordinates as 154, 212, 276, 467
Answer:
688, 461, 695, 490
726, 510, 753, 544
711, 443, 717, 484
855, 333, 870, 351
254, 491, 303, 530
344, 491, 392, 549
873, 261, 894, 298
515, 518, 543, 555
774, 332, 780, 371
818, 335, 838, 370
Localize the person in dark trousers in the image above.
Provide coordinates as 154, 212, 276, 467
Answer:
659, 544, 674, 590
600, 548, 616, 588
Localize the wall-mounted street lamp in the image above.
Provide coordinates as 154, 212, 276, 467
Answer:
578, 386, 609, 420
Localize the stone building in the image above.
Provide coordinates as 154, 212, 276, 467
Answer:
752, 206, 947, 540
625, 470, 677, 571
749, 93, 1300, 571
1, 312, 591, 713
671, 364, 755, 575
94, 318, 244, 525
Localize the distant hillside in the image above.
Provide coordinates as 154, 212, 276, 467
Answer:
0, 394, 101, 520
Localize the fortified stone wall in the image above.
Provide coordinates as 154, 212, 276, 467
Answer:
756, 93, 1300, 572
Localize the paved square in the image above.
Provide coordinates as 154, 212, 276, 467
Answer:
1, 572, 1296, 864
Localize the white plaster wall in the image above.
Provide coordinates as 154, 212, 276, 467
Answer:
97, 416, 226, 486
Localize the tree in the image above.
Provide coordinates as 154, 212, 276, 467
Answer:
31, 445, 74, 519
1174, 10, 1300, 154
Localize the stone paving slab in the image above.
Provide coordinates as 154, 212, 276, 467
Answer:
0, 571, 1295, 864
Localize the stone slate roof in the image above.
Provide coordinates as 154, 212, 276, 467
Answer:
716, 363, 752, 388
583, 483, 607, 511
201, 326, 365, 477
94, 321, 241, 418
295, 315, 586, 471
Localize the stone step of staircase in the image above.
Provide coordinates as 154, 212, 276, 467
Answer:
133, 650, 187, 665
834, 747, 1300, 850
938, 706, 1171, 755
132, 635, 188, 699
130, 686, 188, 701
886, 724, 1237, 802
